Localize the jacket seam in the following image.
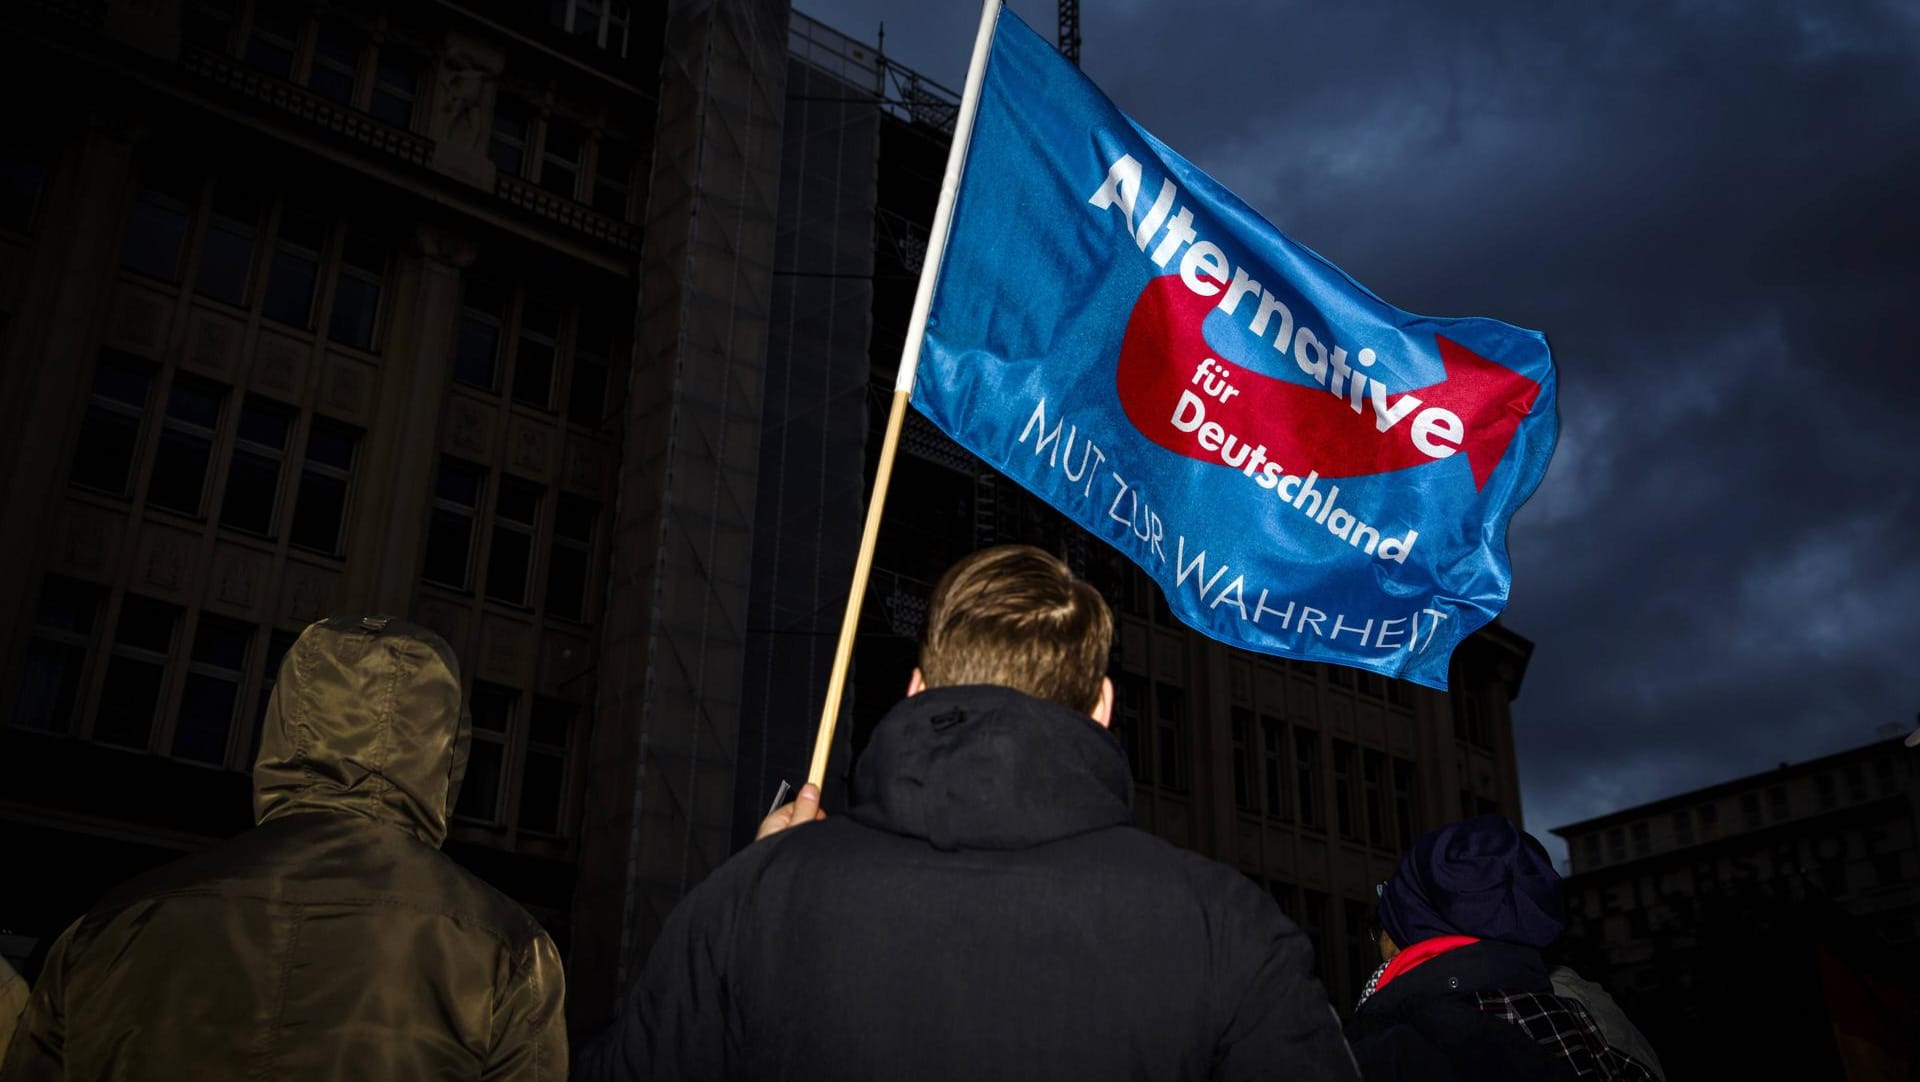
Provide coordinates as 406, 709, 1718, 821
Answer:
251, 901, 304, 1081
80, 886, 531, 955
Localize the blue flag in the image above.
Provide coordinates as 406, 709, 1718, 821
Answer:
912, 9, 1558, 690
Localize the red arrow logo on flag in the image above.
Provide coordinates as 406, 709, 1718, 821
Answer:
1115, 276, 1539, 491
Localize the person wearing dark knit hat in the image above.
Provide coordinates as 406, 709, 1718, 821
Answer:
1345, 815, 1661, 1082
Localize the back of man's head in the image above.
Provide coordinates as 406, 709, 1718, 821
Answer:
918, 545, 1112, 714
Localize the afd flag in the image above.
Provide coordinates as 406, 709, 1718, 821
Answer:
912, 9, 1557, 690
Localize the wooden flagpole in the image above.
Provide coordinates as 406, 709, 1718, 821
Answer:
806, 0, 1005, 790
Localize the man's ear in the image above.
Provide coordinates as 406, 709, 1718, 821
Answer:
906, 668, 926, 697
1091, 676, 1114, 729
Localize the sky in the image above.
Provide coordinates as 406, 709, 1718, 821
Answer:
794, 0, 1920, 857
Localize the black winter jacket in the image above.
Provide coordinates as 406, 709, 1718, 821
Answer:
580, 685, 1358, 1082
1347, 940, 1586, 1082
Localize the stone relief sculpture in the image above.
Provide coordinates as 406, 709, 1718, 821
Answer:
435, 46, 494, 154
428, 36, 504, 188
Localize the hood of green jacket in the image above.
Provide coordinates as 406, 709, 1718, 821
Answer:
253, 615, 469, 847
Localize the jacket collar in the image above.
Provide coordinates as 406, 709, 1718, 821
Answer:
848, 685, 1133, 851
1368, 935, 1480, 1003
1355, 938, 1553, 1019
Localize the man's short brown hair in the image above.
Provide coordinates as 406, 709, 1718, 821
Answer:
918, 545, 1113, 714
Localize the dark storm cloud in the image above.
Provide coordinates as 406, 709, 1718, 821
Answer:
796, 0, 1920, 856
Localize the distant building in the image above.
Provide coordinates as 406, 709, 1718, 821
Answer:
1552, 735, 1920, 1079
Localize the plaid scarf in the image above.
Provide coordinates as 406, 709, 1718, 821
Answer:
1477, 990, 1661, 1082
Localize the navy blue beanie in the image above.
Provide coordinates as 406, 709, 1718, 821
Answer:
1377, 815, 1565, 949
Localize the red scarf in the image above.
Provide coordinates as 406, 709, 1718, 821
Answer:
1373, 935, 1480, 995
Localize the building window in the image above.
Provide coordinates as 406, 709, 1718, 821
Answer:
1327, 664, 1351, 689
148, 375, 227, 517
1117, 565, 1152, 619
94, 595, 181, 750
423, 458, 486, 590
307, 22, 361, 105
519, 696, 575, 835
218, 398, 294, 536
539, 118, 584, 200
1607, 826, 1626, 862
1260, 715, 1290, 822
1818, 772, 1838, 810
1454, 690, 1490, 750
194, 181, 262, 307
1332, 740, 1358, 841
1229, 707, 1255, 813
121, 169, 197, 283
1696, 802, 1718, 836
1362, 749, 1389, 849
1152, 682, 1189, 794
368, 49, 421, 130
1768, 783, 1790, 821
1582, 834, 1601, 869
567, 307, 615, 427
544, 493, 597, 621
1741, 791, 1763, 830
454, 276, 507, 390
263, 207, 326, 329
243, 5, 301, 80
455, 681, 515, 823
1673, 809, 1693, 845
591, 138, 634, 219
172, 614, 253, 765
1844, 764, 1867, 804
512, 297, 561, 410
491, 98, 532, 178
485, 476, 543, 606
70, 352, 155, 497
1386, 679, 1414, 709
1875, 757, 1899, 797
1631, 820, 1650, 856
553, 0, 633, 57
182, 0, 238, 52
327, 228, 387, 351
288, 418, 359, 555
1112, 672, 1147, 785
15, 577, 105, 734
1391, 757, 1416, 849
1294, 727, 1324, 830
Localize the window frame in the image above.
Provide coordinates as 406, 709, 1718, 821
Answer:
90, 595, 185, 752
13, 577, 108, 735
423, 457, 488, 591
171, 612, 256, 767
287, 416, 361, 558
146, 373, 229, 519
217, 395, 295, 537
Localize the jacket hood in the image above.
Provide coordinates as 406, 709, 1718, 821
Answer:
848, 684, 1133, 850
1378, 813, 1565, 949
253, 616, 468, 847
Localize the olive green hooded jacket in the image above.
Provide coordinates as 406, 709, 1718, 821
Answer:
0, 959, 25, 1064
0, 616, 566, 1081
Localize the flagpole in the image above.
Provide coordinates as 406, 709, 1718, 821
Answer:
806, 0, 1004, 791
